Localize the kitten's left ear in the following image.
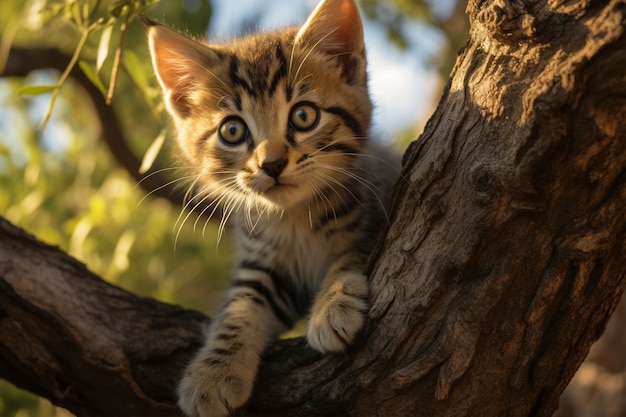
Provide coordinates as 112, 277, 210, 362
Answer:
296, 0, 365, 73
140, 15, 218, 119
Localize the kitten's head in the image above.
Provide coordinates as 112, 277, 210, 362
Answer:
145, 0, 371, 211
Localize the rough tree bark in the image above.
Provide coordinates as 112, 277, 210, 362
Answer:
2, 0, 626, 416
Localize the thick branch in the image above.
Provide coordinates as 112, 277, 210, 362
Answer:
0, 217, 205, 416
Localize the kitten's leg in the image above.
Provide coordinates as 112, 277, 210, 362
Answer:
307, 253, 369, 353
178, 269, 294, 417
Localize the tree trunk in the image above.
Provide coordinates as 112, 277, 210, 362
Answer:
2, 0, 626, 416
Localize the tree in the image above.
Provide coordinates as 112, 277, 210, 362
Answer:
2, 0, 626, 416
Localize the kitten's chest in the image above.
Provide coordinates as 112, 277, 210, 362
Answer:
236, 214, 342, 287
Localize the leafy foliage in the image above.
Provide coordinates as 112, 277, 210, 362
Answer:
0, 1, 224, 415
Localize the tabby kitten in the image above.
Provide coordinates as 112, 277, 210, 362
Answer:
144, 0, 398, 415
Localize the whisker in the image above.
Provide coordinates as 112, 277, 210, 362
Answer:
215, 191, 245, 245
134, 166, 185, 187
307, 135, 368, 157
305, 176, 336, 228
313, 148, 418, 199
137, 174, 198, 207
175, 191, 214, 250
312, 170, 360, 209
315, 163, 391, 225
174, 175, 239, 250
193, 181, 238, 232
174, 175, 205, 233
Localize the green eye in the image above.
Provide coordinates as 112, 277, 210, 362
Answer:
219, 117, 249, 145
289, 102, 319, 131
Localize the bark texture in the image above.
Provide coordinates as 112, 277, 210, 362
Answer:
2, 0, 626, 416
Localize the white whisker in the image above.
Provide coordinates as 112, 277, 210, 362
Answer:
173, 174, 240, 250
313, 147, 418, 199
315, 162, 391, 225
134, 166, 185, 187
193, 186, 233, 233
216, 191, 245, 245
137, 174, 198, 207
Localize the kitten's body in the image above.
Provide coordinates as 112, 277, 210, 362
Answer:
144, 1, 399, 416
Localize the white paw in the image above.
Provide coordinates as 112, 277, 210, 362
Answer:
177, 351, 255, 417
307, 272, 369, 353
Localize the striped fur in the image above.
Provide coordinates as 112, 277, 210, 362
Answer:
145, 0, 399, 416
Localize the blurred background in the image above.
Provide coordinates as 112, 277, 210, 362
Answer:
0, 1, 623, 416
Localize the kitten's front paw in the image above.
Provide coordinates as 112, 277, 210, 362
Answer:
177, 353, 254, 417
307, 272, 369, 353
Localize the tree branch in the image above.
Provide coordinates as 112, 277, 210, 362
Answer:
0, 217, 204, 416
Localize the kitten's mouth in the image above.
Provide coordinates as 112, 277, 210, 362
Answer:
259, 181, 301, 206
265, 181, 295, 193
243, 175, 304, 208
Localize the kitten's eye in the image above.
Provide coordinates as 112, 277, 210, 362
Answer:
289, 102, 319, 131
219, 117, 249, 145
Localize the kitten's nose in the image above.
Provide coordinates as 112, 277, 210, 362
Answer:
261, 158, 287, 180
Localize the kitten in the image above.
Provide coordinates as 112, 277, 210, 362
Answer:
143, 0, 399, 415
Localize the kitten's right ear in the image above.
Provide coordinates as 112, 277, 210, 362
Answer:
141, 16, 216, 118
295, 0, 365, 81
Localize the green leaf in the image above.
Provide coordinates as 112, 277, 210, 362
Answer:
96, 24, 114, 72
18, 85, 57, 95
79, 60, 107, 95
123, 49, 149, 92
139, 130, 166, 174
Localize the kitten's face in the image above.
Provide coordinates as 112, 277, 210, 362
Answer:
146, 0, 370, 211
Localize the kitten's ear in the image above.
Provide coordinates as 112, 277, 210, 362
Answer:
141, 16, 216, 118
296, 0, 365, 60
